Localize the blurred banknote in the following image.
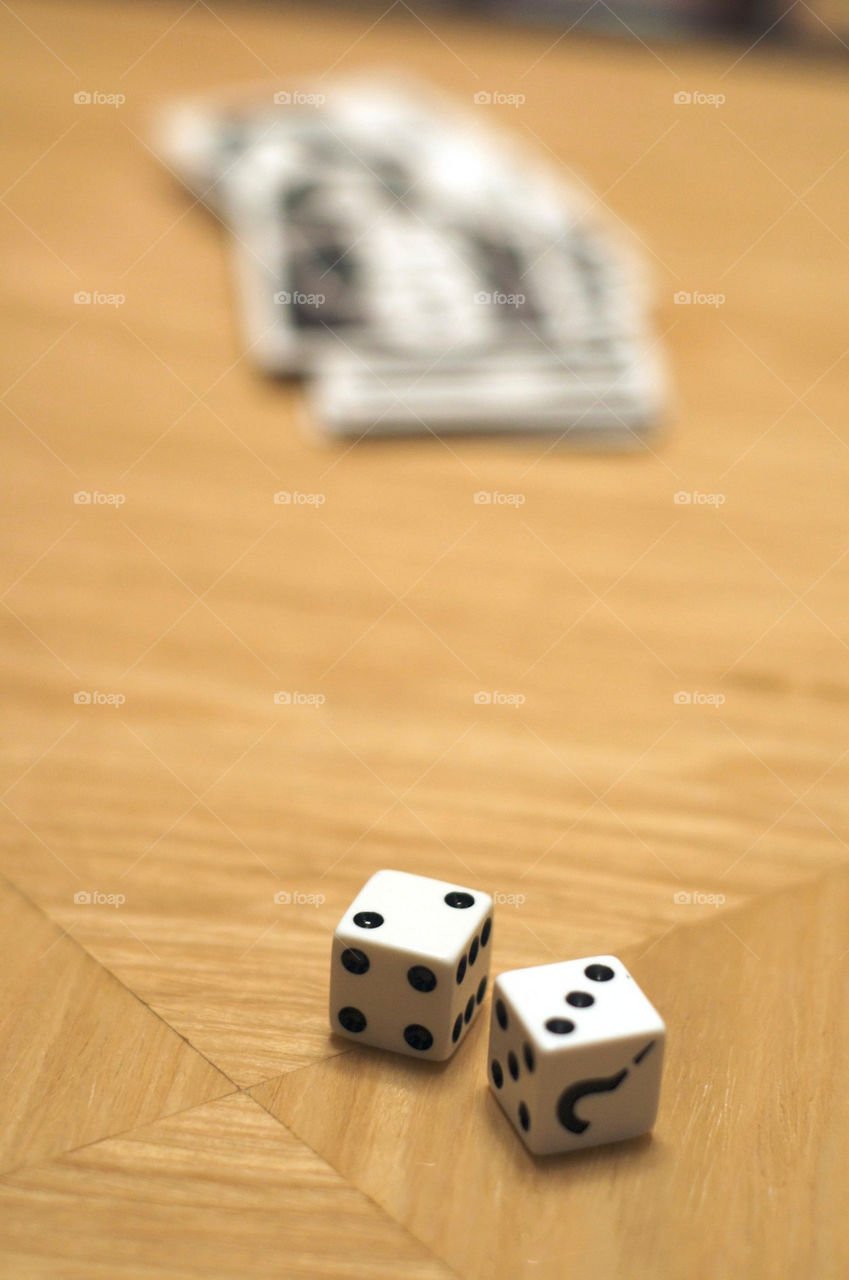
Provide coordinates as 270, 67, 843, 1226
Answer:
155, 75, 665, 444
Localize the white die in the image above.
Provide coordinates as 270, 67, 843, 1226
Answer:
330, 869, 493, 1060
487, 956, 665, 1155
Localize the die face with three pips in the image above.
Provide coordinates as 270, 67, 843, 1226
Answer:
330, 877, 664, 1153
330, 869, 494, 1061
487, 956, 665, 1155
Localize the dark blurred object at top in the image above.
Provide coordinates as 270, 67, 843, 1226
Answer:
350, 0, 849, 50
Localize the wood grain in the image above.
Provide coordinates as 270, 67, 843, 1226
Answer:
0, 1093, 454, 1279
0, 874, 230, 1174
255, 867, 849, 1280
1, 0, 848, 1275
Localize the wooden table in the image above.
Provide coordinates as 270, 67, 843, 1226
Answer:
1, 3, 848, 1276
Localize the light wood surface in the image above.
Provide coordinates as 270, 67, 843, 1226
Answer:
0, 1092, 453, 1279
0, 873, 230, 1175
256, 866, 849, 1280
1, 2, 848, 1276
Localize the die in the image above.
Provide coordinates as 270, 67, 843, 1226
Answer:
330, 869, 494, 1060
487, 955, 665, 1155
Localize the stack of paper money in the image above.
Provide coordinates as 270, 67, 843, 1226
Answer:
157, 76, 664, 446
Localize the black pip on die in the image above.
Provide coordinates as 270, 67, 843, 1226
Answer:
330, 869, 493, 1060
487, 956, 665, 1155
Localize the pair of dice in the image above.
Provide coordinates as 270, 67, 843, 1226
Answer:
331, 869, 665, 1156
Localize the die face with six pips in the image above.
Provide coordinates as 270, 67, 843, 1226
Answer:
487, 956, 665, 1155
330, 869, 494, 1061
